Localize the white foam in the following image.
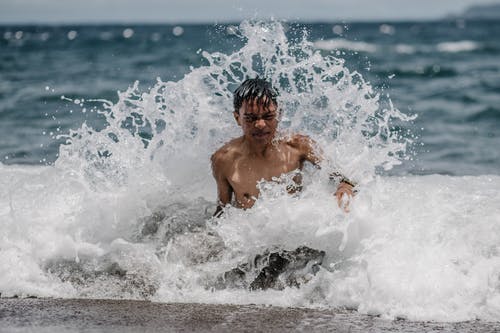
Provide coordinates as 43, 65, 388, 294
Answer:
395, 44, 416, 54
436, 40, 479, 53
2, 161, 500, 320
314, 38, 377, 53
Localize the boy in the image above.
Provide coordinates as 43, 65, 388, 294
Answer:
211, 78, 355, 216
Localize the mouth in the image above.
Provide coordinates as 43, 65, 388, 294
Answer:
252, 131, 271, 139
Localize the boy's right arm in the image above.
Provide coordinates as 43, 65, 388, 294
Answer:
211, 151, 233, 217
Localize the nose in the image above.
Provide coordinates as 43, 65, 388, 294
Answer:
254, 119, 266, 129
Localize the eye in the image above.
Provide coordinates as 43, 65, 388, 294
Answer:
244, 116, 257, 123
263, 114, 276, 121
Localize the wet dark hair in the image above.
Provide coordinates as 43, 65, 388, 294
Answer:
233, 78, 278, 112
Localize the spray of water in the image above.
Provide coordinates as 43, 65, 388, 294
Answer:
2, 21, 500, 322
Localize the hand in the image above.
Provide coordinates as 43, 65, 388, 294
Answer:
334, 182, 355, 212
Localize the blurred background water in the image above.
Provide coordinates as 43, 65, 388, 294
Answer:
1, 19, 499, 175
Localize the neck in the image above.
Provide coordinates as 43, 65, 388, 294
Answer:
242, 136, 274, 158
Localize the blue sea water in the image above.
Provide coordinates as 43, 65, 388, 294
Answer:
1, 20, 499, 174
1, 20, 500, 322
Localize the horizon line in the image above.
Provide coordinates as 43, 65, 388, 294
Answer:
0, 16, 476, 27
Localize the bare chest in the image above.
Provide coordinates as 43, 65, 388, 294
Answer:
227, 150, 303, 207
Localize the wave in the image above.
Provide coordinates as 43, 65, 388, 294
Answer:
1, 163, 500, 321
314, 39, 486, 55
391, 40, 484, 54
313, 39, 377, 53
394, 44, 416, 54
466, 107, 500, 122
436, 40, 480, 53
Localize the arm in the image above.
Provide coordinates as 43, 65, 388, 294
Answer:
211, 151, 233, 217
330, 173, 356, 212
291, 134, 356, 211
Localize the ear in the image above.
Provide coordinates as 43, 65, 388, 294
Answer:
233, 111, 241, 126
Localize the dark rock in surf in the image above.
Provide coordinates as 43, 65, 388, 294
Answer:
216, 246, 325, 291
218, 264, 249, 289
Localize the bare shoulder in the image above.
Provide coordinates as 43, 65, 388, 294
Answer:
286, 133, 315, 152
211, 137, 243, 170
285, 133, 321, 164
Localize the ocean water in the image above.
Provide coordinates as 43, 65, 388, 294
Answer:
0, 20, 499, 322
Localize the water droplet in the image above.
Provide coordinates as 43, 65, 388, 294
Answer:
172, 26, 184, 37
379, 24, 395, 35
226, 25, 238, 35
332, 25, 343, 35
67, 30, 78, 40
123, 28, 134, 39
40, 32, 50, 41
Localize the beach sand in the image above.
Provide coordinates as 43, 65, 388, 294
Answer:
0, 298, 498, 332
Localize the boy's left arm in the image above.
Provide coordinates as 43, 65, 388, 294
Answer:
295, 135, 357, 211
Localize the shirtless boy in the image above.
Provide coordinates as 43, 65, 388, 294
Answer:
211, 78, 355, 216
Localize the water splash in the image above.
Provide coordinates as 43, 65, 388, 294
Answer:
5, 21, 500, 322
54, 20, 412, 192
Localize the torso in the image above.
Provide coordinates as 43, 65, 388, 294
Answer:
213, 134, 314, 208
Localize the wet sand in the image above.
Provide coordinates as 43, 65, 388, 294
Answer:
0, 298, 498, 332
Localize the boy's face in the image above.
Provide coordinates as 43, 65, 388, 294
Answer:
234, 98, 279, 146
